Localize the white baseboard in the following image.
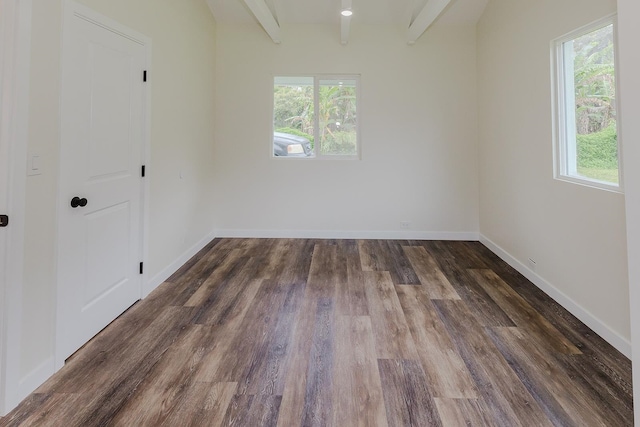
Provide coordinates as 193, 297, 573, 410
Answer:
480, 234, 632, 358
143, 230, 218, 297
216, 229, 480, 241
17, 356, 55, 404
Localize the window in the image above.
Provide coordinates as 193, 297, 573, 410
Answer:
273, 75, 360, 159
553, 16, 621, 190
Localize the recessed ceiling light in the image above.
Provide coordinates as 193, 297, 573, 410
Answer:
341, 9, 353, 17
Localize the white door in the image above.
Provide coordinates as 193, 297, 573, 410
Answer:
57, 3, 148, 362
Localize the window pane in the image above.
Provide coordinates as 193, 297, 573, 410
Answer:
318, 78, 358, 156
273, 77, 315, 157
565, 24, 618, 185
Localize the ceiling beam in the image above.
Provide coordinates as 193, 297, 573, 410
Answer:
243, 0, 282, 44
406, 0, 451, 45
341, 0, 352, 45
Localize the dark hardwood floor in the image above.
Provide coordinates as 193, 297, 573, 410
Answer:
1, 239, 633, 426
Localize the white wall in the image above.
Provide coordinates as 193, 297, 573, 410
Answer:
214, 23, 479, 239
617, 0, 640, 422
19, 0, 217, 391
477, 0, 630, 353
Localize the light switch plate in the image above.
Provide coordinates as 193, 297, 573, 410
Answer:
27, 155, 42, 176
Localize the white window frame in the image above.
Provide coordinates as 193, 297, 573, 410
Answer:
272, 74, 361, 160
552, 14, 623, 192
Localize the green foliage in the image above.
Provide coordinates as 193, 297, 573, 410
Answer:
568, 25, 619, 184
321, 131, 357, 156
576, 122, 618, 169
273, 85, 314, 135
572, 25, 616, 135
577, 167, 619, 184
275, 127, 314, 143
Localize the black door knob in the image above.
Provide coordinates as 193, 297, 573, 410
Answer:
70, 197, 88, 208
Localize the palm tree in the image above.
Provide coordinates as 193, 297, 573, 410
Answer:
573, 25, 616, 135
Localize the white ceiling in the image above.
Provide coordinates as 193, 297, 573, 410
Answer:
206, 0, 488, 27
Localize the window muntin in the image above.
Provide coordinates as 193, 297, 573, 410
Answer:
273, 75, 360, 159
553, 17, 622, 191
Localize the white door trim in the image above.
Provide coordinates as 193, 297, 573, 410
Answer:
617, 0, 640, 423
0, 0, 31, 416
54, 0, 151, 369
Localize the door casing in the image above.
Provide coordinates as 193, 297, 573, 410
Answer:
0, 0, 31, 416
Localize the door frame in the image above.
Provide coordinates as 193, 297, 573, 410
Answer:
0, 0, 31, 416
617, 0, 640, 424
54, 0, 151, 370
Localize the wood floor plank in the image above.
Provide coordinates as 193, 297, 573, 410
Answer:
161, 382, 237, 427
0, 393, 86, 427
307, 243, 341, 298
190, 279, 264, 382
345, 241, 369, 316
434, 398, 497, 427
249, 238, 287, 280
350, 316, 388, 427
301, 298, 336, 427
166, 238, 222, 283
238, 281, 307, 396
310, 241, 364, 316
380, 240, 420, 285
442, 241, 491, 269
358, 239, 387, 272
358, 240, 420, 285
0, 394, 49, 427
396, 285, 476, 398
332, 316, 388, 427
332, 316, 358, 427
274, 238, 316, 286
185, 249, 255, 309
322, 244, 350, 316
403, 246, 460, 299
364, 271, 419, 360
468, 269, 581, 355
275, 290, 318, 427
424, 246, 515, 327
108, 324, 220, 425
487, 327, 611, 426
221, 394, 282, 427
378, 359, 442, 427
169, 246, 237, 306
209, 280, 292, 384
433, 300, 553, 426
190, 257, 264, 325
553, 352, 634, 424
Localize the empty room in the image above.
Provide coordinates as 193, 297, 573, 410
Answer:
1, 0, 640, 425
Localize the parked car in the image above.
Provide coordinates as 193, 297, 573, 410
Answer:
273, 132, 314, 157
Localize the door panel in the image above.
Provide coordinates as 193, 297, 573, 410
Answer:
88, 42, 134, 178
57, 4, 147, 362
84, 202, 130, 308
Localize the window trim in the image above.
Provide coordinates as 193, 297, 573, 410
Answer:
272, 74, 361, 160
551, 14, 624, 193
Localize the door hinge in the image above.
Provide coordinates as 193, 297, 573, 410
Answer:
0, 215, 8, 228
139, 262, 144, 274
141, 165, 146, 177
143, 70, 147, 82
